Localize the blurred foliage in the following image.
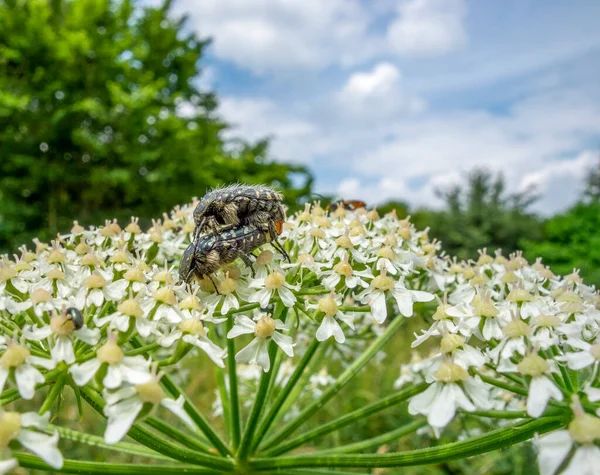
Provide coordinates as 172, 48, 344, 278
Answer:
0, 0, 312, 253
379, 169, 543, 261
522, 201, 600, 286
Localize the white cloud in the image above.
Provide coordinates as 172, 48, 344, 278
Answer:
337, 62, 426, 118
172, 0, 374, 74
387, 0, 467, 57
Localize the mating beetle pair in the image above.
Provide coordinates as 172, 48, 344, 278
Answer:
179, 184, 289, 289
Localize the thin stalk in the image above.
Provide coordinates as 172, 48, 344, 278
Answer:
249, 416, 566, 470
14, 453, 219, 474
551, 346, 576, 393
226, 315, 241, 450
265, 382, 427, 456
125, 343, 160, 356
316, 419, 427, 455
236, 338, 279, 463
144, 417, 212, 453
251, 338, 321, 452
45, 425, 172, 461
38, 373, 66, 414
215, 366, 232, 441
160, 373, 232, 457
261, 315, 407, 450
79, 386, 234, 471
476, 371, 528, 397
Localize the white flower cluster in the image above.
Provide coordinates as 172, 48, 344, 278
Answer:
1, 198, 599, 474
398, 248, 600, 473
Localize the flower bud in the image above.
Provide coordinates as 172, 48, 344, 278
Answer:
334, 260, 352, 277
517, 353, 549, 377
255, 315, 276, 339
180, 319, 205, 337
298, 204, 312, 222
318, 293, 338, 317
0, 344, 30, 368
48, 248, 66, 264
310, 228, 326, 239
434, 362, 468, 382
297, 253, 314, 265
110, 250, 130, 264
568, 412, 600, 444
12, 260, 30, 272
30, 288, 52, 303
372, 272, 394, 291
46, 267, 65, 280
125, 218, 142, 234
118, 299, 144, 318
315, 216, 331, 228
503, 319, 531, 338
477, 250, 494, 266
80, 253, 103, 267
124, 267, 146, 282
75, 242, 90, 255
71, 221, 85, 234
182, 221, 195, 234
179, 295, 202, 311
219, 275, 238, 295
365, 208, 379, 221
153, 269, 174, 284
506, 288, 534, 303
265, 271, 285, 290
84, 274, 106, 289
97, 339, 124, 364
440, 334, 465, 353
378, 246, 395, 260
256, 250, 273, 266
0, 266, 17, 282
153, 287, 177, 306
0, 412, 22, 447
335, 234, 353, 249
532, 314, 561, 328
398, 227, 411, 241
199, 277, 217, 293
51, 313, 75, 336
501, 271, 518, 284
136, 380, 164, 405
384, 234, 398, 247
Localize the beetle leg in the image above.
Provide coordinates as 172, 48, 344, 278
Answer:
239, 253, 256, 277
207, 274, 220, 295
271, 239, 290, 262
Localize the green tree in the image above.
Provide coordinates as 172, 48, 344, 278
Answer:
583, 156, 600, 201
426, 168, 542, 260
522, 201, 600, 286
0, 0, 311, 252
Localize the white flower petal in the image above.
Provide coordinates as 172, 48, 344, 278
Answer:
161, 396, 197, 433
369, 291, 388, 324
15, 364, 45, 400
272, 331, 294, 356
527, 376, 563, 418
536, 430, 572, 475
104, 399, 144, 444
51, 336, 75, 364
69, 359, 102, 386
277, 286, 297, 307
17, 429, 63, 469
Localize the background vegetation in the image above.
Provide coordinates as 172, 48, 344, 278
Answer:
0, 1, 599, 472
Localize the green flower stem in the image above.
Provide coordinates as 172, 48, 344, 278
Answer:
251, 338, 322, 452
261, 316, 407, 451
268, 341, 331, 432
296, 287, 329, 295
45, 424, 173, 461
338, 306, 371, 312
550, 346, 576, 393
236, 338, 280, 463
285, 471, 369, 475
215, 365, 232, 442
468, 410, 529, 419
144, 417, 213, 453
264, 382, 427, 456
316, 419, 427, 455
226, 315, 241, 450
125, 342, 160, 356
157, 340, 193, 367
79, 386, 234, 471
249, 416, 566, 471
476, 371, 528, 397
216, 302, 260, 318
159, 373, 232, 457
38, 373, 66, 414
14, 453, 220, 474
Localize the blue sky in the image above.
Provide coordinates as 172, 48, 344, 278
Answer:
170, 0, 600, 214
